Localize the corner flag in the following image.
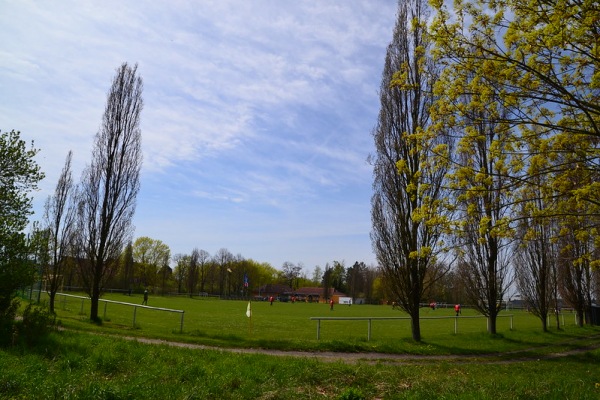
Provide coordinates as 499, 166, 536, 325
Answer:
246, 301, 252, 318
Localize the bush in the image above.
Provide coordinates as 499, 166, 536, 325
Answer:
18, 302, 54, 346
0, 298, 20, 347
338, 387, 365, 400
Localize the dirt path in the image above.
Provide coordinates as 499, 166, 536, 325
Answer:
119, 334, 600, 365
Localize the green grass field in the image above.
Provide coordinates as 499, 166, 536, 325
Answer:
47, 291, 597, 355
4, 291, 598, 399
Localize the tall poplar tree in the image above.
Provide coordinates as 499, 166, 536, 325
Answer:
76, 63, 143, 322
371, 0, 452, 341
43, 151, 77, 313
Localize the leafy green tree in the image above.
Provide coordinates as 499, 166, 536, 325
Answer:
370, 0, 452, 341
0, 129, 44, 344
329, 260, 347, 294
429, 0, 600, 257
440, 65, 515, 334
558, 216, 596, 327
223, 254, 263, 297
281, 261, 302, 290
430, 0, 532, 333
132, 236, 171, 288
172, 253, 190, 294
430, 0, 599, 157
346, 262, 365, 302
252, 260, 278, 295
311, 265, 323, 286
513, 149, 561, 331
425, 267, 468, 305
119, 241, 135, 293
362, 264, 380, 304
555, 160, 599, 326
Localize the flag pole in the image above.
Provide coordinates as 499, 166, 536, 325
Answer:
244, 274, 253, 336
246, 298, 253, 336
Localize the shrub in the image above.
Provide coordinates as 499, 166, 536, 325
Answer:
18, 302, 54, 346
0, 298, 20, 347
338, 387, 365, 400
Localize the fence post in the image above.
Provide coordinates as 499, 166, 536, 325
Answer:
510, 314, 513, 330
133, 306, 137, 327
180, 311, 184, 333
454, 317, 458, 334
367, 319, 372, 341
103, 301, 108, 320
80, 299, 85, 314
317, 319, 321, 340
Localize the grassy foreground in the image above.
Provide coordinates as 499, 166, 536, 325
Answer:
1, 329, 599, 399
3, 293, 599, 399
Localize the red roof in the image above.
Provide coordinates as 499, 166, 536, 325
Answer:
288, 287, 346, 297
257, 284, 292, 294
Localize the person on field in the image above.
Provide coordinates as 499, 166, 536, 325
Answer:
269, 296, 274, 305
329, 298, 334, 311
142, 289, 148, 305
454, 304, 461, 316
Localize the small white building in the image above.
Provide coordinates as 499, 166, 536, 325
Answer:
339, 297, 353, 305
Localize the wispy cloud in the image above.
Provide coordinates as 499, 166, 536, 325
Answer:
1, 0, 397, 268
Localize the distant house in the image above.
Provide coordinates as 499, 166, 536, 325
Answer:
256, 284, 292, 300
327, 288, 348, 304
284, 287, 347, 303
287, 287, 322, 303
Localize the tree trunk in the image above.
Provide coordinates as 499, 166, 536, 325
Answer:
488, 316, 497, 334
577, 309, 584, 327
488, 302, 497, 334
541, 313, 547, 332
49, 292, 56, 314
410, 308, 421, 342
90, 295, 99, 322
90, 268, 101, 321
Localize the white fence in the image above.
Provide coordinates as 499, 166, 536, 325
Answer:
309, 315, 515, 341
52, 292, 185, 332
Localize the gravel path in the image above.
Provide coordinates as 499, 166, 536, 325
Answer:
120, 334, 600, 365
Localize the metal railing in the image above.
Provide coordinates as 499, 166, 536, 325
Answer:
54, 292, 185, 333
309, 315, 515, 341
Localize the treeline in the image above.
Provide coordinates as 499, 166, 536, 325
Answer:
370, 0, 600, 341
52, 237, 478, 307
51, 237, 392, 302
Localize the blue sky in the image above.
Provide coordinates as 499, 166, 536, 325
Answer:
1, 1, 398, 274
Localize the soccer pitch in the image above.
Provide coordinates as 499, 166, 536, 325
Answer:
45, 291, 574, 349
